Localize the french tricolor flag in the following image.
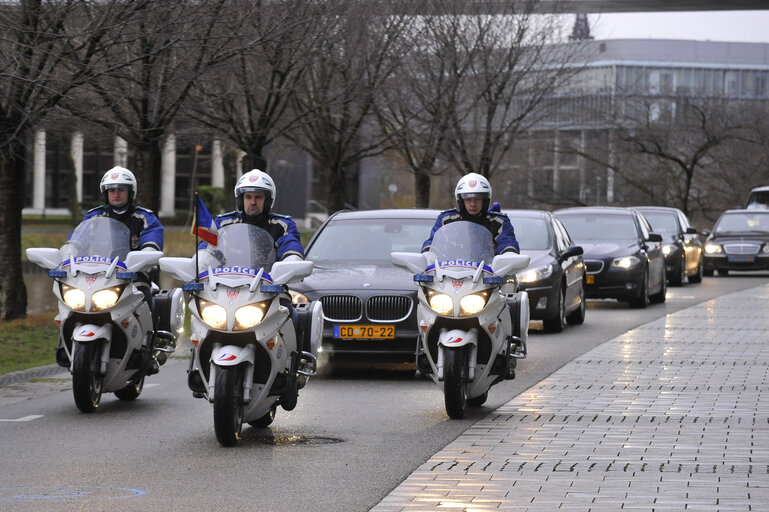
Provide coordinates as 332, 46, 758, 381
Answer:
191, 194, 218, 247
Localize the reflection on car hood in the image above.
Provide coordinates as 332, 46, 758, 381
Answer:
292, 263, 417, 293
577, 241, 639, 257
520, 250, 551, 269
710, 233, 769, 242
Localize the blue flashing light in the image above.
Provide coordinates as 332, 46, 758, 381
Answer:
183, 282, 205, 291
483, 276, 504, 284
261, 284, 284, 294
116, 272, 138, 280
414, 274, 434, 282
48, 270, 67, 278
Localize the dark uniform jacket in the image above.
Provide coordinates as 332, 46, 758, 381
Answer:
422, 208, 519, 255
214, 211, 304, 260
81, 205, 163, 251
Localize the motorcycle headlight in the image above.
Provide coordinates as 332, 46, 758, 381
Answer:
516, 264, 553, 284
91, 286, 124, 311
705, 243, 722, 254
199, 299, 227, 329
459, 291, 490, 316
611, 255, 640, 269
234, 301, 270, 330
61, 284, 86, 311
290, 290, 309, 305
426, 289, 453, 315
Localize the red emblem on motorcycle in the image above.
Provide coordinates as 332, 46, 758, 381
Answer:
452, 280, 463, 290
226, 288, 239, 302
86, 275, 97, 286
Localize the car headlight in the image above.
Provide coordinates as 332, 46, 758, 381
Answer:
199, 299, 227, 329
704, 243, 722, 254
763, 244, 769, 254
662, 244, 675, 256
290, 290, 309, 305
426, 289, 453, 315
611, 256, 640, 269
459, 291, 490, 316
61, 284, 86, 311
516, 264, 553, 284
234, 301, 270, 330
91, 286, 124, 311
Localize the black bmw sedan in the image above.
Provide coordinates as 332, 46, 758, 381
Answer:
504, 209, 586, 332
554, 207, 666, 308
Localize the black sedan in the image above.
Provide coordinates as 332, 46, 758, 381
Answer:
290, 209, 440, 362
554, 207, 666, 308
504, 209, 586, 332
702, 209, 769, 276
636, 206, 704, 286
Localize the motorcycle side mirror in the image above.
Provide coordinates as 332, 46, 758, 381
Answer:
491, 253, 530, 277
26, 248, 62, 270
270, 260, 314, 285
159, 256, 197, 283
125, 250, 163, 273
391, 252, 428, 274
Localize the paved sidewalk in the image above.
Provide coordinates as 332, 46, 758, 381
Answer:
373, 284, 769, 511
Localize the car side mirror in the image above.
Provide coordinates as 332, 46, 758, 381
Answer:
685, 227, 698, 235
559, 245, 583, 262
647, 233, 663, 243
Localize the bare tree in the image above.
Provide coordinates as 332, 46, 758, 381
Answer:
0, 0, 145, 320
289, 0, 412, 212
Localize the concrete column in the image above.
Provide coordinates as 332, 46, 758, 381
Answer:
114, 137, 128, 167
33, 129, 46, 211
211, 139, 224, 188
159, 134, 176, 218
71, 131, 84, 204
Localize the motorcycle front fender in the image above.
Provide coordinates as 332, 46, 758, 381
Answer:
211, 344, 256, 367
72, 323, 113, 343
437, 328, 478, 348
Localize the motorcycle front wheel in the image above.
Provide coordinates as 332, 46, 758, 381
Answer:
443, 347, 467, 419
72, 342, 104, 413
213, 365, 245, 447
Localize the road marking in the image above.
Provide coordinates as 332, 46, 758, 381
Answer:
0, 415, 43, 422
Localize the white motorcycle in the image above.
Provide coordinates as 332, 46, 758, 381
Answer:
159, 223, 322, 447
392, 221, 530, 419
25, 217, 184, 413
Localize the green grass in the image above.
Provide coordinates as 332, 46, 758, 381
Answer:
0, 313, 60, 375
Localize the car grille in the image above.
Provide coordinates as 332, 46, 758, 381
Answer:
319, 295, 362, 322
585, 260, 604, 273
723, 243, 760, 255
367, 296, 413, 322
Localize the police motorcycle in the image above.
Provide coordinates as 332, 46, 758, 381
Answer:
391, 222, 530, 419
25, 217, 183, 413
159, 223, 322, 447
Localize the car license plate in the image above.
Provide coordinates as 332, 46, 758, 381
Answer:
334, 325, 395, 339
727, 256, 754, 263
586, 275, 595, 284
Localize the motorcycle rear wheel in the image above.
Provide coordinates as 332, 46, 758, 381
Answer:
443, 347, 467, 419
72, 342, 104, 413
213, 366, 245, 447
115, 376, 145, 401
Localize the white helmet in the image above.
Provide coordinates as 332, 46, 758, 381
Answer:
100, 166, 137, 204
234, 169, 276, 214
455, 172, 491, 213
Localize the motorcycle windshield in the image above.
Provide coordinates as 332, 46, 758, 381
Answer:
198, 223, 277, 273
429, 222, 495, 264
67, 217, 131, 260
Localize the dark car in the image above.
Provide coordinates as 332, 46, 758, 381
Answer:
702, 209, 769, 276
636, 206, 704, 286
554, 207, 666, 308
504, 209, 586, 332
290, 209, 440, 361
745, 186, 769, 210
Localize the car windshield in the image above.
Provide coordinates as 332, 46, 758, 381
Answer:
746, 190, 769, 210
505, 217, 550, 250
714, 212, 769, 234
307, 217, 435, 263
428, 222, 495, 263
198, 224, 276, 271
558, 213, 637, 242
640, 211, 678, 234
67, 217, 131, 260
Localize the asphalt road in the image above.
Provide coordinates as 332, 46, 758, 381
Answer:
0, 273, 765, 511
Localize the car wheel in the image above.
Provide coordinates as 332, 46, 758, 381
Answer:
628, 269, 649, 309
670, 255, 685, 287
542, 286, 566, 333
650, 268, 667, 304
565, 284, 586, 325
688, 257, 703, 283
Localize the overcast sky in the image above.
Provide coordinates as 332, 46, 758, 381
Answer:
587, 10, 769, 44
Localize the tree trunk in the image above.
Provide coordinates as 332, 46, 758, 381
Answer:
242, 152, 267, 173
0, 148, 28, 320
326, 165, 347, 212
415, 171, 431, 208
133, 141, 162, 213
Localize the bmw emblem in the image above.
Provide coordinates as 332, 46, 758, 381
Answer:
362, 282, 371, 288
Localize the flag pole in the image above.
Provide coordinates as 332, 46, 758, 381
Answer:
194, 192, 200, 283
